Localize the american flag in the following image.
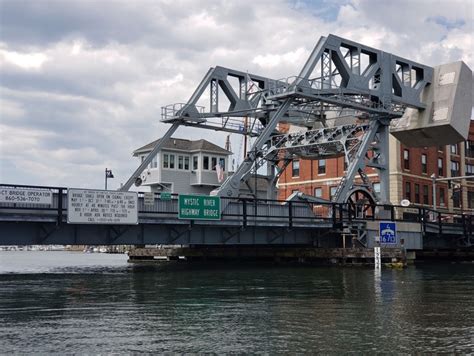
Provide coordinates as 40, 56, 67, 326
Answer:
216, 162, 224, 183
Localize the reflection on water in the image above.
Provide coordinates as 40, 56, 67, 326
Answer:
0, 251, 473, 353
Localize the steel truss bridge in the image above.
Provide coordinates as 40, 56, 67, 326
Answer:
120, 34, 438, 209
1, 184, 472, 248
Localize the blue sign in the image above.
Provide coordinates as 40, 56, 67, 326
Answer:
379, 222, 397, 244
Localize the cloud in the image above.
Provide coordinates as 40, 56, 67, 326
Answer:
0, 0, 472, 189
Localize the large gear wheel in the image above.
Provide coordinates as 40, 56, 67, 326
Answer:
345, 188, 376, 219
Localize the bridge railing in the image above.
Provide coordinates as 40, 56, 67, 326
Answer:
0, 184, 67, 225
349, 202, 473, 236
1, 184, 472, 235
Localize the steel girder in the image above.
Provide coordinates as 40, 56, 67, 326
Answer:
121, 34, 433, 204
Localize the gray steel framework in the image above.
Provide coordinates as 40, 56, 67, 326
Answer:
120, 34, 433, 206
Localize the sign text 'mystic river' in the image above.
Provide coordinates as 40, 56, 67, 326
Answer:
178, 195, 221, 220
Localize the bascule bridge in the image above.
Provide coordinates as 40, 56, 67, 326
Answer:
1, 34, 472, 257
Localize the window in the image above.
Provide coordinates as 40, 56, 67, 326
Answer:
211, 157, 217, 171
451, 161, 460, 177
318, 160, 326, 175
438, 146, 444, 153
169, 154, 175, 169
184, 156, 190, 170
466, 141, 474, 158
451, 144, 458, 155
203, 156, 209, 170
423, 185, 429, 205
193, 156, 198, 170
453, 187, 461, 208
373, 182, 381, 193
163, 154, 169, 168
439, 187, 445, 206
330, 186, 338, 200
438, 158, 443, 177
292, 160, 300, 177
151, 155, 157, 168
421, 154, 427, 174
466, 164, 474, 176
405, 182, 411, 201
414, 184, 420, 204
314, 187, 322, 198
219, 157, 225, 171
403, 149, 410, 170
178, 155, 184, 170
468, 191, 474, 209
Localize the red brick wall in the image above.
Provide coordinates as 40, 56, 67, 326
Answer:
278, 121, 474, 211
277, 155, 378, 201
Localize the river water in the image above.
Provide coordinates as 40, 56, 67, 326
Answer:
0, 251, 473, 353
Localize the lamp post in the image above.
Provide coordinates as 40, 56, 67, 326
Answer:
105, 168, 114, 190
431, 173, 436, 211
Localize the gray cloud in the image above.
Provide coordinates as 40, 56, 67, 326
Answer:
0, 0, 472, 189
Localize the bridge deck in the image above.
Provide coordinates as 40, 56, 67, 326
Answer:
0, 184, 472, 246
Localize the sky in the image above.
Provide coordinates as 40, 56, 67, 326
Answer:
0, 0, 473, 190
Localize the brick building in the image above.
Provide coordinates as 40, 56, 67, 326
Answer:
277, 121, 474, 213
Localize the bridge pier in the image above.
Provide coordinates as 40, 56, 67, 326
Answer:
127, 246, 413, 266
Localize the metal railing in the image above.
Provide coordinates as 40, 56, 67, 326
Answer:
1, 184, 472, 236
161, 103, 206, 121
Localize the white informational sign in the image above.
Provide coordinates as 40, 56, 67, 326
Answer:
67, 189, 138, 225
0, 187, 53, 205
143, 192, 155, 207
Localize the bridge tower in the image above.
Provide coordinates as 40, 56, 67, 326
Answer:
120, 34, 472, 211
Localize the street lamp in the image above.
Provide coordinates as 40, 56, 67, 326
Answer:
105, 168, 114, 190
431, 173, 436, 211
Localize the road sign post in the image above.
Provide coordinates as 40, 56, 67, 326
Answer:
178, 195, 221, 220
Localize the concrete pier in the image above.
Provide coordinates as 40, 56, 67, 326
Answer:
128, 246, 414, 265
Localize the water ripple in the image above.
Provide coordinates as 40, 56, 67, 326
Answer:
0, 252, 473, 353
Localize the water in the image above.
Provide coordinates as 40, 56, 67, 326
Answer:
0, 251, 473, 353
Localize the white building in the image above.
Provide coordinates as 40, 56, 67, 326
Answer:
133, 137, 232, 194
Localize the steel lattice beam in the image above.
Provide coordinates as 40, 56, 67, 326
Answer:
121, 34, 435, 204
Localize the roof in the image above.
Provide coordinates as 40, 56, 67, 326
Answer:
133, 137, 232, 156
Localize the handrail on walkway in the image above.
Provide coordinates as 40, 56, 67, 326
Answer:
1, 183, 472, 236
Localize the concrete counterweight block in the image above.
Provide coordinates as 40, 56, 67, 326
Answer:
391, 61, 472, 147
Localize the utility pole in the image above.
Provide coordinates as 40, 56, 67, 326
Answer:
431, 174, 436, 211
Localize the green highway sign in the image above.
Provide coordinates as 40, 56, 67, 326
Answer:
178, 195, 221, 220
160, 192, 172, 201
